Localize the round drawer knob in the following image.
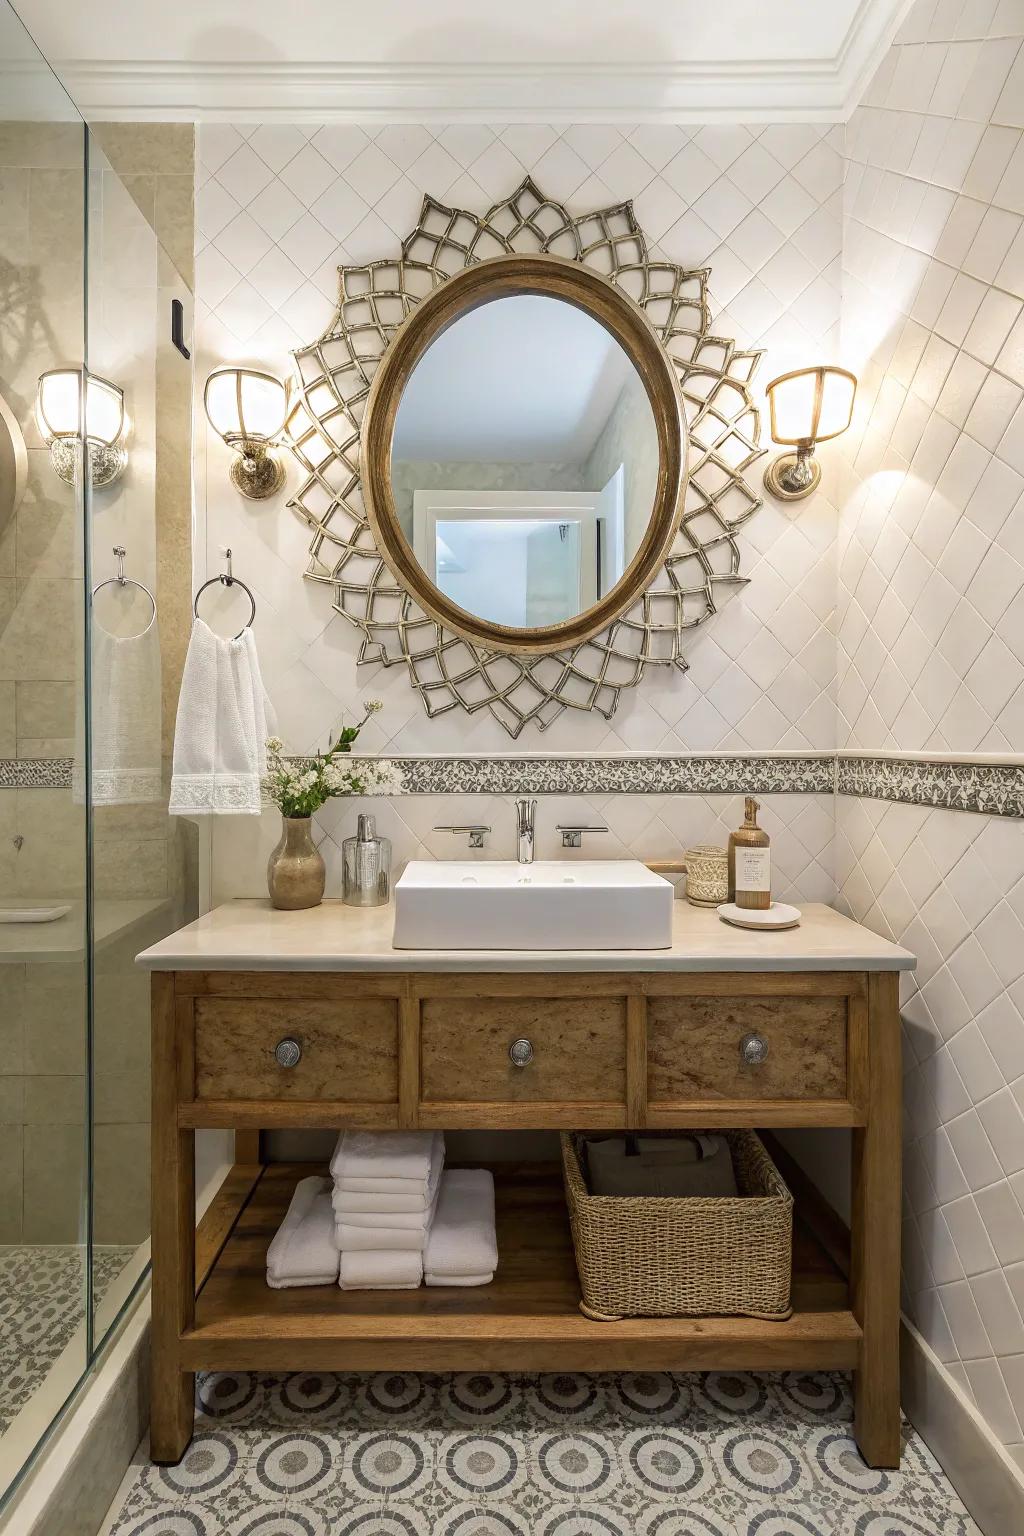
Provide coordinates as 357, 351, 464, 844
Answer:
275, 1037, 302, 1069
509, 1037, 534, 1068
740, 1032, 769, 1066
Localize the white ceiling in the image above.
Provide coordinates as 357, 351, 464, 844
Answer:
9, 0, 910, 122
393, 295, 635, 464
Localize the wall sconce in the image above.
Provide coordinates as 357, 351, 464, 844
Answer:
204, 366, 289, 500
762, 365, 857, 501
36, 368, 127, 489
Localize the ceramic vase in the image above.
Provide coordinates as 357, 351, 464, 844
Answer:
267, 816, 325, 910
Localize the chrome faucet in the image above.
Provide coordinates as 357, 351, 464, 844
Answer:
514, 797, 537, 864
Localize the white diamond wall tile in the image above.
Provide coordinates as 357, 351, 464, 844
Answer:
195, 118, 843, 767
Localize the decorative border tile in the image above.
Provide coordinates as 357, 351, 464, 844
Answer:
376, 754, 835, 796
7, 752, 1024, 817
837, 756, 1024, 818
0, 758, 73, 789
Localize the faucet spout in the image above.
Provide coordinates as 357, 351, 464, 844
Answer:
514, 797, 537, 864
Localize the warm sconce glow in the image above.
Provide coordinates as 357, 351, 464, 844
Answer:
36, 368, 127, 488
763, 364, 857, 501
204, 366, 289, 500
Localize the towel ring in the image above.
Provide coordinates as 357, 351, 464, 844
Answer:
193, 548, 256, 639
92, 545, 157, 638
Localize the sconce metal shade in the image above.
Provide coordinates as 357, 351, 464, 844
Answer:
204, 366, 288, 500
36, 369, 127, 488
762, 364, 857, 501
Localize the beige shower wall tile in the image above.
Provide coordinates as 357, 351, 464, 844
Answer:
93, 836, 168, 899
23, 963, 87, 1074
17, 737, 73, 758
0, 577, 77, 681
28, 167, 84, 259
0, 1074, 23, 1122
155, 174, 194, 288
16, 678, 74, 740
0, 1126, 23, 1241
23, 1073, 84, 1124
0, 680, 14, 754
93, 1070, 148, 1124
93, 1122, 149, 1246
93, 969, 150, 1076
0, 167, 29, 263
0, 122, 82, 170
12, 787, 86, 897
16, 456, 77, 577
23, 1122, 86, 1243
91, 123, 193, 176
0, 968, 25, 1073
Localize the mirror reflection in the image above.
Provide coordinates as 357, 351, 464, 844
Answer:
391, 294, 659, 631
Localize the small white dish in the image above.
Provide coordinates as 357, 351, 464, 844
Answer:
717, 901, 801, 931
0, 904, 71, 924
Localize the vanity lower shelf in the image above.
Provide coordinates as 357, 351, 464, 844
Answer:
186, 1160, 860, 1374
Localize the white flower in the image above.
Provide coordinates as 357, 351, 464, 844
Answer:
363, 699, 383, 713
266, 735, 284, 754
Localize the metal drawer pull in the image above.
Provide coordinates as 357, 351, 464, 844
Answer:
509, 1037, 534, 1068
739, 1032, 769, 1066
275, 1037, 302, 1068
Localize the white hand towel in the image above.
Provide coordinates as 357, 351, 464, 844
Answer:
340, 1250, 423, 1290
426, 1270, 494, 1287
169, 619, 274, 816
332, 1156, 442, 1216
74, 623, 162, 806
424, 1169, 498, 1279
330, 1130, 443, 1186
336, 1174, 437, 1196
334, 1174, 441, 1247
335, 1221, 429, 1252
266, 1176, 339, 1288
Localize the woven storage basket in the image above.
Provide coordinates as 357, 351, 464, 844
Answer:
561, 1130, 793, 1321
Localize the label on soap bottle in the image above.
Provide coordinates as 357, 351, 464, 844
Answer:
735, 846, 770, 893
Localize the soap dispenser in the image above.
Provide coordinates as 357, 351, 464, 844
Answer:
342, 814, 391, 907
728, 797, 771, 910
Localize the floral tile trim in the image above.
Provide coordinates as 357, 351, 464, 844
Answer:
837, 756, 1024, 818
372, 754, 836, 796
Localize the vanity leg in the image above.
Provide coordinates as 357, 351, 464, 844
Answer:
150, 974, 196, 1464
851, 972, 902, 1468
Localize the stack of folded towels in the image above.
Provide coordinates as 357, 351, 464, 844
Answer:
262, 1130, 499, 1291
332, 1129, 444, 1291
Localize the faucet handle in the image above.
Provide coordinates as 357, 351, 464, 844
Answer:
434, 824, 490, 849
557, 825, 608, 849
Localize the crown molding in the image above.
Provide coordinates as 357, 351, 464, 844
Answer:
48, 56, 853, 124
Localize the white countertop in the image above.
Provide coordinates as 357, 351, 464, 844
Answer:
136, 898, 915, 973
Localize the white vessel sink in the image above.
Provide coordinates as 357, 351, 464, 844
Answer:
393, 860, 674, 950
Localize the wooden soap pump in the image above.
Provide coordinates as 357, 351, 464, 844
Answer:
728, 796, 771, 910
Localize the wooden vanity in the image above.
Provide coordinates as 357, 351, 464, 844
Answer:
139, 898, 913, 1469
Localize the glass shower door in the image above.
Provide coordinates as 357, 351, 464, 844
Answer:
0, 0, 89, 1503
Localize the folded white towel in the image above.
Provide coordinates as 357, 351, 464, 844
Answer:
426, 1270, 494, 1287
332, 1156, 442, 1217
424, 1169, 498, 1279
336, 1174, 435, 1195
340, 1250, 423, 1290
169, 619, 274, 816
75, 622, 162, 807
335, 1222, 427, 1251
330, 1130, 443, 1186
266, 1176, 339, 1288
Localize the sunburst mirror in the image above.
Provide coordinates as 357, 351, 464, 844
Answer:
286, 178, 764, 738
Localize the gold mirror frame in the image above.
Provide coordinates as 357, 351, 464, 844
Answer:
362, 253, 687, 656
286, 178, 765, 737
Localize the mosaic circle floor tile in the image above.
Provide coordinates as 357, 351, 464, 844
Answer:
105, 1371, 981, 1536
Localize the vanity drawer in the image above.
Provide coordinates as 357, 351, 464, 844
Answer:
193, 997, 399, 1102
647, 994, 847, 1102
420, 997, 626, 1103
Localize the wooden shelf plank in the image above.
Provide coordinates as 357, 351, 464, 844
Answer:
183, 1162, 859, 1373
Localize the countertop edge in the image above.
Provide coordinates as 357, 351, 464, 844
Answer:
137, 953, 916, 973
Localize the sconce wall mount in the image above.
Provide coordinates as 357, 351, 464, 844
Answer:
763, 364, 857, 503
36, 369, 128, 490
204, 366, 288, 501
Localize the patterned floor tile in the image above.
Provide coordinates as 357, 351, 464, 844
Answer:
0, 1244, 136, 1434
105, 1372, 980, 1536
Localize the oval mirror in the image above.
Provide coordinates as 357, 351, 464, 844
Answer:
362, 255, 687, 655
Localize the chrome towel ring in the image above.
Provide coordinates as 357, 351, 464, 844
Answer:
92, 545, 157, 637
192, 547, 256, 639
